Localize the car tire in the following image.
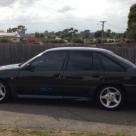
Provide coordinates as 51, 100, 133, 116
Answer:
96, 86, 125, 110
0, 82, 9, 103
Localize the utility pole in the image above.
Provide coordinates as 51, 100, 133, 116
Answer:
100, 21, 107, 43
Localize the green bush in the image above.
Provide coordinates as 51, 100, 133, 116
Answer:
0, 38, 10, 43
72, 38, 84, 43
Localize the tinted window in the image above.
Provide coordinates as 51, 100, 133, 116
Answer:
99, 54, 124, 72
107, 51, 135, 69
93, 53, 103, 71
67, 51, 92, 71
31, 51, 66, 71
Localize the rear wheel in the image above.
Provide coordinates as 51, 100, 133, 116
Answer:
0, 82, 9, 102
96, 86, 125, 110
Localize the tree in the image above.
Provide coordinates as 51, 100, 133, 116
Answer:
7, 28, 13, 33
7, 27, 18, 32
35, 32, 40, 38
58, 28, 78, 42
35, 32, 44, 38
106, 29, 111, 38
94, 31, 102, 38
7, 25, 27, 33
80, 30, 91, 39
17, 25, 27, 32
127, 4, 136, 41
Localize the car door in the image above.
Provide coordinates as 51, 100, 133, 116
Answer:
17, 50, 67, 96
61, 50, 105, 97
97, 52, 126, 85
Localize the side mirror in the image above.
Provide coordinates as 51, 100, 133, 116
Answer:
22, 63, 35, 71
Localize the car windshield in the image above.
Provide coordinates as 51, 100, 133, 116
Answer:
20, 51, 45, 68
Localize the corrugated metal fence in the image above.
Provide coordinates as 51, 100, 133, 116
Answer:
0, 43, 136, 66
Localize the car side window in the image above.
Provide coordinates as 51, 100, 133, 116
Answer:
31, 51, 66, 71
66, 51, 92, 71
92, 53, 103, 71
99, 54, 125, 72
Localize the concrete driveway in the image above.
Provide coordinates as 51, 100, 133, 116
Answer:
0, 98, 136, 134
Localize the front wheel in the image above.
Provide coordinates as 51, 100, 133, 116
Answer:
0, 82, 9, 102
96, 86, 125, 110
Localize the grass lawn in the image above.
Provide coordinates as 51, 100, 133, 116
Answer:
0, 128, 132, 136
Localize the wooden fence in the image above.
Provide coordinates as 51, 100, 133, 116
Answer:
0, 43, 136, 66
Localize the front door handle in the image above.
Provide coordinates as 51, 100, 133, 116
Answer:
92, 74, 104, 79
92, 75, 101, 78
53, 73, 61, 78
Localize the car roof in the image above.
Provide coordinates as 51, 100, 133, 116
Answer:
46, 47, 112, 53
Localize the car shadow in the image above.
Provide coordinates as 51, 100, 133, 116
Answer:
0, 98, 136, 126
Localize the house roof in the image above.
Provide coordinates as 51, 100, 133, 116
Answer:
0, 32, 21, 38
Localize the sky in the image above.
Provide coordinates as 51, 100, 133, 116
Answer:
0, 0, 135, 33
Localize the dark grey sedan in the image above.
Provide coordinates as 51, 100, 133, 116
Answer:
0, 47, 135, 110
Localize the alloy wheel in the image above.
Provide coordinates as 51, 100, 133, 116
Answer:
99, 87, 122, 109
0, 83, 6, 101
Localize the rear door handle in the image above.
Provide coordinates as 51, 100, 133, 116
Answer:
92, 74, 104, 79
64, 76, 82, 80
